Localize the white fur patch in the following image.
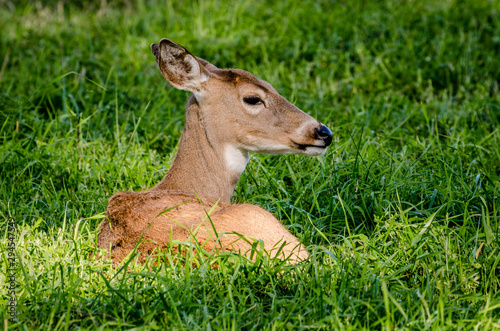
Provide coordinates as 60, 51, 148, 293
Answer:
302, 146, 327, 156
224, 145, 250, 174
184, 55, 209, 83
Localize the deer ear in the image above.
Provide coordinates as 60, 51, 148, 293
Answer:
151, 39, 210, 94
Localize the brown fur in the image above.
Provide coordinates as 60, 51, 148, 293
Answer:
97, 39, 332, 264
98, 190, 308, 263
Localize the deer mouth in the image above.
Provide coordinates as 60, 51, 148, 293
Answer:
293, 142, 327, 150
291, 141, 329, 156
291, 124, 333, 155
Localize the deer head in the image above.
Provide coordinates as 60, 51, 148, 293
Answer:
150, 39, 332, 202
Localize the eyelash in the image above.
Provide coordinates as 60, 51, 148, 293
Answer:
243, 96, 263, 105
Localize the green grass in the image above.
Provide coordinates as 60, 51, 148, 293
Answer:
1, 0, 500, 329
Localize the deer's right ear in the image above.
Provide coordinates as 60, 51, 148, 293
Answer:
151, 39, 210, 95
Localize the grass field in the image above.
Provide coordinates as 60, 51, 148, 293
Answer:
1, 0, 500, 329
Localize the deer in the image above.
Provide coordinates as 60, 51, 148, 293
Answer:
97, 38, 333, 264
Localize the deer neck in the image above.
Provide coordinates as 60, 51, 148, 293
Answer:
151, 97, 249, 203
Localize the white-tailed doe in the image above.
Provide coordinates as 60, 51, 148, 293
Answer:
97, 39, 332, 263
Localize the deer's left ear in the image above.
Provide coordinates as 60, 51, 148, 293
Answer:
151, 39, 210, 94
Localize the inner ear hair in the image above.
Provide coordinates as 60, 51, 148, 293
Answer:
154, 39, 210, 93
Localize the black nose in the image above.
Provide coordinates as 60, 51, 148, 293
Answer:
314, 124, 333, 146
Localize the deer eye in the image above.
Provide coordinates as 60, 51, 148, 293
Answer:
243, 96, 263, 105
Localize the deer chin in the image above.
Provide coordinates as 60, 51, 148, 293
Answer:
291, 141, 329, 156
301, 145, 328, 156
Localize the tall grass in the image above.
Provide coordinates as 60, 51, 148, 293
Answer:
1, 0, 499, 329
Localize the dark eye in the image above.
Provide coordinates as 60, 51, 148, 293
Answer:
243, 96, 263, 105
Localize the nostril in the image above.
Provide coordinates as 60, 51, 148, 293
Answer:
317, 125, 332, 138
314, 124, 333, 146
